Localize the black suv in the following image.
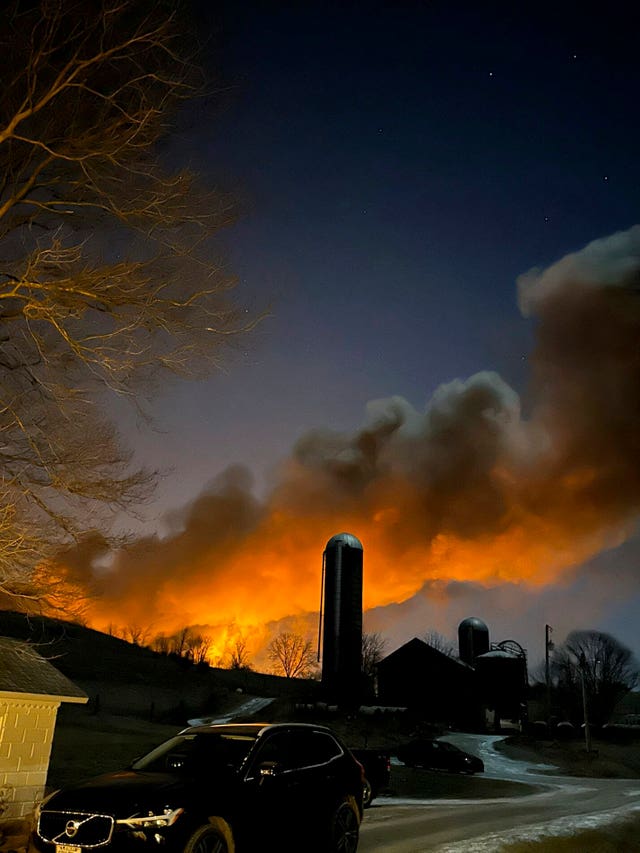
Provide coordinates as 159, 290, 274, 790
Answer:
395, 738, 484, 774
30, 723, 363, 853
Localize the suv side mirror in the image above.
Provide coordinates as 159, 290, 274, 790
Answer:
166, 755, 188, 771
258, 761, 280, 779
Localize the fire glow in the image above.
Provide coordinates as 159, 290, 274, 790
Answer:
56, 227, 640, 666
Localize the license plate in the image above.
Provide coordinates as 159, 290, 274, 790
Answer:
56, 845, 81, 853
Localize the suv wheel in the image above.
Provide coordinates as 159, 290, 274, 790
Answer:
330, 797, 359, 853
183, 821, 234, 853
362, 777, 373, 808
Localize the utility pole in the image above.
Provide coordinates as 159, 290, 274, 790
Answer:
545, 624, 553, 723
579, 652, 592, 753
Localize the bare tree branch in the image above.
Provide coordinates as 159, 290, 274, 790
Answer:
423, 630, 457, 658
0, 0, 261, 609
362, 631, 387, 678
227, 635, 252, 670
268, 631, 316, 679
551, 630, 639, 726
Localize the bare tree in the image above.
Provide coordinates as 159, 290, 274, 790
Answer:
150, 633, 171, 655
186, 632, 212, 665
227, 636, 251, 670
169, 626, 191, 659
362, 631, 387, 679
551, 630, 639, 727
122, 623, 151, 646
268, 631, 316, 679
0, 1, 257, 608
152, 626, 212, 663
423, 630, 457, 658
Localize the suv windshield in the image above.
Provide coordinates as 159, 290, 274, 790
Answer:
131, 732, 257, 774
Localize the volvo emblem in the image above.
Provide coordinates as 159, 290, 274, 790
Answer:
65, 821, 80, 838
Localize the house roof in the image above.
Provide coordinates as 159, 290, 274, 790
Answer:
0, 636, 87, 702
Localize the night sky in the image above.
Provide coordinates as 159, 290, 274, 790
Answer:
103, 1, 640, 668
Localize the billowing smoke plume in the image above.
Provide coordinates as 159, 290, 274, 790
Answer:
57, 226, 640, 662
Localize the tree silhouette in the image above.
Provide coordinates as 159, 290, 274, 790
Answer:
362, 631, 387, 678
551, 630, 639, 727
227, 636, 252, 670
0, 0, 258, 608
423, 630, 457, 658
268, 631, 316, 679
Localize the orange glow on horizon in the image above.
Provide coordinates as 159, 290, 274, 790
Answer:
50, 227, 640, 667
57, 500, 627, 670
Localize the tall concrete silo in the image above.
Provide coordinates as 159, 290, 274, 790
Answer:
320, 533, 363, 706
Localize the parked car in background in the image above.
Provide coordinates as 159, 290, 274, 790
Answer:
349, 748, 391, 807
395, 739, 484, 774
30, 723, 363, 853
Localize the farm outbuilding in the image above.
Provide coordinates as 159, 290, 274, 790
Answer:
0, 637, 87, 820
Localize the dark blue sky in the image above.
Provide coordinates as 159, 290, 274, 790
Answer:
121, 1, 640, 662
144, 0, 639, 500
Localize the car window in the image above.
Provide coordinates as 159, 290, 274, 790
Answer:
249, 732, 293, 768
247, 730, 343, 775
132, 733, 256, 773
305, 732, 343, 765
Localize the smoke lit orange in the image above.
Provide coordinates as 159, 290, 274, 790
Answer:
54, 227, 640, 668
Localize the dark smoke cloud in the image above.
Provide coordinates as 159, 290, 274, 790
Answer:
58, 466, 265, 625
58, 227, 640, 645
273, 226, 640, 555
518, 226, 640, 529
363, 532, 640, 668
276, 374, 520, 540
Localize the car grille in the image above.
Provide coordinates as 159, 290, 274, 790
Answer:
38, 810, 115, 848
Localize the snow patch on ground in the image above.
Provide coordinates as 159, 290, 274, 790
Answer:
441, 733, 558, 780
433, 802, 640, 852
187, 696, 275, 725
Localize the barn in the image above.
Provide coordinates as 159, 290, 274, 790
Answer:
376, 637, 481, 728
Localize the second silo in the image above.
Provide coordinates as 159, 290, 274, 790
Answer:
320, 532, 363, 705
458, 616, 490, 666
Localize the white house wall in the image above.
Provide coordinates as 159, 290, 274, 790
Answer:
0, 697, 59, 819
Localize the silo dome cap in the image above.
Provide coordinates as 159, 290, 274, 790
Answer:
476, 650, 516, 660
458, 617, 489, 633
325, 532, 363, 550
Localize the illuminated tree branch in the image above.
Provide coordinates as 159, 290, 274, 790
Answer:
0, 0, 261, 608
268, 632, 317, 679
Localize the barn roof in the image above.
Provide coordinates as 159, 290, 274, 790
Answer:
0, 636, 87, 702
378, 636, 474, 670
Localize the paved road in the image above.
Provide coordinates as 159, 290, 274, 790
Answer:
358, 733, 640, 852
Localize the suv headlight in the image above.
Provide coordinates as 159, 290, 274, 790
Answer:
34, 790, 60, 822
117, 807, 184, 829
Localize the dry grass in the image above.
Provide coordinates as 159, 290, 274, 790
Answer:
498, 813, 640, 851
47, 709, 181, 789
384, 765, 539, 800
497, 734, 640, 779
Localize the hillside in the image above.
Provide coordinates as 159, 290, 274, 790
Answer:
0, 610, 320, 724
